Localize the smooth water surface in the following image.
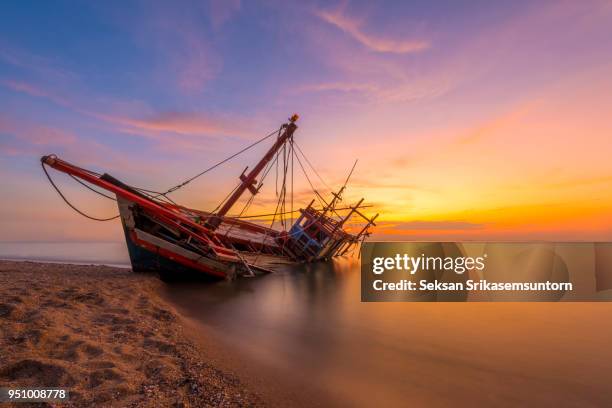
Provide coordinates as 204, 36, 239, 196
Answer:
162, 258, 612, 407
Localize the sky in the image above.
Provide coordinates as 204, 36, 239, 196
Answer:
1, 0, 611, 242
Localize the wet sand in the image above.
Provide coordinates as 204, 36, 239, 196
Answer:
0, 261, 262, 407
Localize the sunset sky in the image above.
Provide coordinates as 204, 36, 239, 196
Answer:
1, 0, 611, 242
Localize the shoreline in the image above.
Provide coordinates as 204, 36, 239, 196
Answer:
0, 260, 263, 407
0, 257, 131, 269
167, 304, 337, 408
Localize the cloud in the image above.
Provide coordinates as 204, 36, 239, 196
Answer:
1, 79, 71, 107
286, 6, 456, 106
0, 42, 77, 81
452, 101, 536, 147
1, 78, 251, 148
294, 77, 453, 104
365, 219, 491, 241
315, 8, 429, 54
111, 112, 244, 137
0, 114, 158, 174
348, 174, 437, 193
301, 2, 608, 109
294, 82, 378, 94
379, 220, 485, 231
0, 116, 76, 147
508, 175, 612, 191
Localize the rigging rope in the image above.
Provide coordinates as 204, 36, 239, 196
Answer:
42, 162, 119, 222
251, 136, 296, 262
161, 126, 282, 195
292, 150, 329, 209
290, 138, 294, 227
209, 181, 242, 215
68, 174, 116, 201
341, 159, 358, 192
293, 141, 332, 191
226, 205, 372, 219
133, 186, 178, 206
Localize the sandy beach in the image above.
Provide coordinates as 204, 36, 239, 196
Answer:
0, 260, 262, 407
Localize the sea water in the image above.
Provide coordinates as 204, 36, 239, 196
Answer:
160, 258, 612, 407
0, 241, 130, 267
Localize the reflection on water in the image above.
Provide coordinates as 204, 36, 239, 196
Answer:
162, 257, 612, 407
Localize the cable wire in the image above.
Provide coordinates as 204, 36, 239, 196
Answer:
68, 174, 117, 201
162, 126, 282, 195
293, 140, 332, 191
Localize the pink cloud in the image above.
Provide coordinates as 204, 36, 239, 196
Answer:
0, 115, 158, 174
0, 116, 75, 147
315, 8, 429, 54
294, 82, 378, 94
1, 78, 252, 151
93, 111, 254, 151
293, 76, 453, 103
118, 112, 240, 136
1, 79, 71, 107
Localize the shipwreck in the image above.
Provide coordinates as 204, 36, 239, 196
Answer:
41, 115, 378, 280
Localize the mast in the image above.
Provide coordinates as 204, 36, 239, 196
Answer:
208, 114, 299, 229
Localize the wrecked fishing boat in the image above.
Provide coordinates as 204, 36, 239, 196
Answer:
41, 115, 378, 280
